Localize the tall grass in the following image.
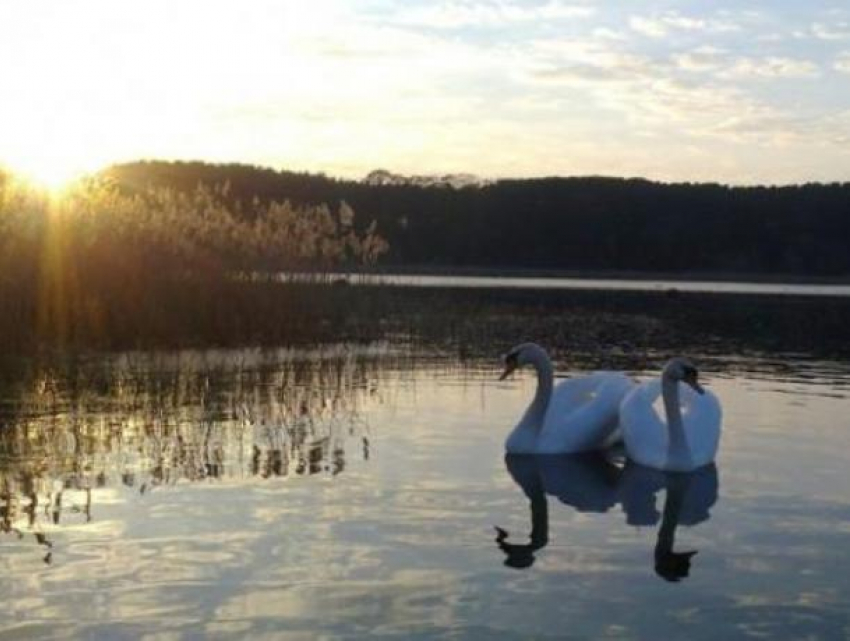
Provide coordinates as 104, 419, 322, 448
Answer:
0, 174, 388, 352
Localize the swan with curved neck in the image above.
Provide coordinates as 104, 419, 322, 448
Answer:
500, 343, 634, 454
620, 358, 722, 472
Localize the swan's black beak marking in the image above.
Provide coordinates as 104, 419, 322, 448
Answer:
683, 366, 705, 395
500, 352, 519, 381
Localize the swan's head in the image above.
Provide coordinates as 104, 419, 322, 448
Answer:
499, 343, 547, 380
662, 357, 704, 395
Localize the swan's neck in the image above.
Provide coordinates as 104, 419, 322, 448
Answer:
505, 349, 554, 452
662, 378, 691, 468
525, 351, 554, 427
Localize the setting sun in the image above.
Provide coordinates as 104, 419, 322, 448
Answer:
4, 154, 92, 192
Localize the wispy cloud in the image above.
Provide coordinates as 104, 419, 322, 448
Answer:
711, 109, 850, 150
527, 36, 654, 83
671, 47, 727, 72
1, 0, 847, 183
811, 21, 850, 41
721, 57, 820, 79
391, 1, 595, 29
629, 11, 740, 38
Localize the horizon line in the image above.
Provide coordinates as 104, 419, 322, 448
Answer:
3, 156, 849, 190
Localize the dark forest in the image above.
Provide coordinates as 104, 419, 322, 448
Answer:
107, 161, 850, 278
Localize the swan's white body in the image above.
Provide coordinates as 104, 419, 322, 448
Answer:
503, 344, 635, 454
621, 362, 722, 472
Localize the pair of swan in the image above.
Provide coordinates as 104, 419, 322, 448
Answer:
500, 343, 721, 471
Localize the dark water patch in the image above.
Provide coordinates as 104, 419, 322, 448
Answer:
4, 280, 850, 359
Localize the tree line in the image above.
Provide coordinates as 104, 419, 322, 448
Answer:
106, 161, 850, 278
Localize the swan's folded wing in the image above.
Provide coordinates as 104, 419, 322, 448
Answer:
541, 373, 631, 452
681, 386, 722, 467
683, 386, 722, 428
621, 380, 668, 470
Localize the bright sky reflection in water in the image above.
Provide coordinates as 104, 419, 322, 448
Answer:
1, 347, 849, 639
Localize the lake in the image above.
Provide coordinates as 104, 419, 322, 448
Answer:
2, 345, 849, 639
308, 272, 850, 298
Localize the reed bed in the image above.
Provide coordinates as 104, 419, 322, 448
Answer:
0, 174, 388, 352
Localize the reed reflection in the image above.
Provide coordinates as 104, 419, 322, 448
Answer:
0, 347, 393, 557
498, 453, 718, 580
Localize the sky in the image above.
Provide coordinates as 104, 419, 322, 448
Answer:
1, 0, 849, 186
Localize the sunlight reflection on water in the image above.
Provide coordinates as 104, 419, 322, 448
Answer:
1, 346, 849, 638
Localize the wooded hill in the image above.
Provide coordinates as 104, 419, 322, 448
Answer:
106, 161, 850, 278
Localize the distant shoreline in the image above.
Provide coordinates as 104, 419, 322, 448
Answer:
336, 265, 850, 286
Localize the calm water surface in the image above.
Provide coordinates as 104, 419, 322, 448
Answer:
319, 273, 850, 297
2, 346, 850, 639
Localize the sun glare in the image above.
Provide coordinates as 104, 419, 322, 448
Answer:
5, 155, 93, 193
0, 149, 97, 193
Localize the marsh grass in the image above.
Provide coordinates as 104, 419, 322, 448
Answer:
0, 175, 388, 352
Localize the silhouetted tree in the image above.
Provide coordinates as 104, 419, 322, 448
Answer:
105, 161, 850, 277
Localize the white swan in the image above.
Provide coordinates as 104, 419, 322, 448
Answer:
620, 358, 722, 472
500, 343, 635, 454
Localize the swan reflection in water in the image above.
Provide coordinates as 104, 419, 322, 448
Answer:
496, 453, 718, 580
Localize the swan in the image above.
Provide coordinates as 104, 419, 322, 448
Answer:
499, 343, 635, 454
620, 358, 722, 472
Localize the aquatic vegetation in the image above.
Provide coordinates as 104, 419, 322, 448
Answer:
0, 175, 388, 351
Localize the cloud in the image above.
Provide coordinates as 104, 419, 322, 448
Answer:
671, 47, 727, 72
527, 39, 655, 84
523, 44, 840, 154
4, 0, 847, 183
591, 27, 627, 41
811, 21, 850, 41
629, 16, 667, 38
531, 60, 648, 84
711, 109, 850, 150
391, 1, 595, 29
629, 11, 740, 38
620, 79, 765, 127
721, 56, 820, 79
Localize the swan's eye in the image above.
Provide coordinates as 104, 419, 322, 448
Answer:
681, 366, 699, 385
504, 352, 519, 367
